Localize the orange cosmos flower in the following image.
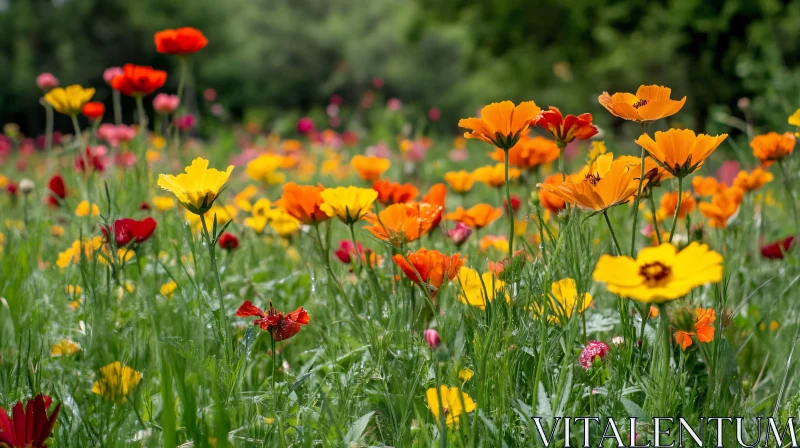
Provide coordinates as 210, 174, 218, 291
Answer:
538, 174, 567, 214
458, 100, 541, 149
111, 64, 167, 97
421, 183, 447, 228
698, 185, 743, 228
372, 179, 418, 205
750, 132, 796, 167
733, 167, 774, 193
692, 176, 721, 197
351, 155, 390, 181
444, 170, 475, 193
392, 248, 464, 298
362, 203, 439, 246
473, 164, 520, 189
659, 191, 695, 219
598, 85, 686, 123
275, 182, 329, 224
154, 27, 208, 55
445, 204, 503, 229
532, 107, 598, 145
674, 308, 716, 350
536, 153, 643, 212
488, 134, 560, 170
635, 129, 728, 178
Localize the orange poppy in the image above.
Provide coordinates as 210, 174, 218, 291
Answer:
536, 153, 643, 212
692, 176, 721, 197
538, 174, 566, 214
392, 248, 464, 298
698, 185, 743, 228
532, 107, 598, 144
473, 164, 520, 189
598, 85, 686, 123
154, 27, 208, 55
372, 180, 418, 205
458, 101, 541, 149
351, 155, 390, 181
445, 204, 503, 229
362, 203, 439, 246
733, 167, 773, 192
421, 183, 447, 228
111, 64, 167, 97
488, 134, 560, 170
275, 182, 329, 224
674, 308, 716, 350
659, 191, 695, 219
81, 102, 105, 120
444, 171, 475, 193
750, 132, 795, 167
635, 129, 728, 178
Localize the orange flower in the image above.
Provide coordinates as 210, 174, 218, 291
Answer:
659, 192, 695, 219
351, 155, 390, 181
392, 248, 464, 298
538, 174, 566, 214
81, 102, 105, 120
421, 183, 447, 228
532, 107, 597, 144
488, 135, 560, 170
473, 164, 520, 189
445, 204, 503, 229
479, 235, 509, 253
733, 167, 773, 192
154, 27, 208, 55
536, 153, 643, 212
444, 171, 475, 193
111, 64, 167, 97
692, 176, 721, 197
698, 185, 743, 228
362, 203, 439, 246
276, 182, 329, 224
674, 308, 716, 350
372, 180, 418, 205
458, 101, 541, 149
598, 85, 686, 123
750, 132, 795, 167
635, 129, 728, 178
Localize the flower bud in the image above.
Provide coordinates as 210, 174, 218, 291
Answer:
423, 328, 440, 349
36, 73, 59, 91
447, 222, 472, 247
19, 179, 35, 195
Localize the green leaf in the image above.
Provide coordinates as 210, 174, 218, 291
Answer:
343, 411, 375, 444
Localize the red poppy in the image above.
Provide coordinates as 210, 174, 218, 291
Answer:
111, 64, 167, 97
47, 175, 66, 206
154, 27, 208, 55
81, 102, 105, 121
503, 194, 521, 215
236, 300, 310, 341
102, 218, 157, 247
217, 232, 240, 251
372, 180, 418, 206
0, 394, 61, 448
761, 236, 795, 259
6, 182, 18, 196
533, 107, 598, 145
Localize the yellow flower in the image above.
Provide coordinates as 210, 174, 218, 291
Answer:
473, 163, 520, 189
160, 281, 178, 297
0, 175, 7, 188
51, 339, 80, 357
51, 225, 65, 238
319, 187, 378, 225
234, 185, 258, 211
246, 154, 286, 183
44, 85, 96, 115
75, 200, 100, 217
56, 237, 104, 268
789, 109, 800, 128
91, 361, 142, 402
185, 204, 237, 234
153, 195, 176, 212
444, 170, 475, 193
592, 242, 723, 304
268, 207, 302, 238
587, 141, 607, 164
243, 199, 273, 234
426, 385, 476, 427
457, 266, 507, 310
145, 149, 161, 162
458, 369, 474, 382
151, 135, 166, 150
534, 278, 592, 324
66, 284, 83, 297
157, 157, 234, 215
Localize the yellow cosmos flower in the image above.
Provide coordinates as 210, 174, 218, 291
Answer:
157, 157, 234, 215
151, 135, 166, 150
56, 237, 104, 268
44, 85, 96, 115
51, 339, 80, 357
533, 278, 592, 324
592, 242, 723, 304
426, 385, 476, 427
457, 266, 508, 310
153, 195, 176, 211
246, 154, 286, 183
66, 284, 83, 297
75, 200, 100, 217
267, 207, 302, 238
145, 149, 161, 162
319, 187, 378, 225
789, 108, 800, 131
234, 185, 258, 211
444, 170, 475, 193
243, 199, 273, 234
473, 163, 520, 189
185, 204, 237, 233
160, 280, 177, 297
51, 225, 65, 238
91, 361, 142, 402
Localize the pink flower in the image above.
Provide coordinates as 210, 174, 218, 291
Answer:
448, 148, 468, 162
329, 94, 343, 106
296, 117, 315, 134
387, 98, 402, 111
716, 160, 741, 187
579, 341, 610, 369
103, 67, 123, 85
153, 93, 180, 115
75, 145, 109, 173
424, 329, 441, 349
97, 124, 136, 147
334, 240, 364, 264
36, 73, 59, 91
428, 107, 441, 121
211, 103, 224, 117
372, 77, 385, 89
175, 114, 196, 131
365, 142, 390, 159
115, 152, 137, 168
326, 104, 339, 117
447, 222, 472, 247
203, 88, 217, 102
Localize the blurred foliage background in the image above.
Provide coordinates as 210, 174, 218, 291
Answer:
3, 0, 800, 136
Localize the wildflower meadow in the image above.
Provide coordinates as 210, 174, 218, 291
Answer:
2, 19, 800, 448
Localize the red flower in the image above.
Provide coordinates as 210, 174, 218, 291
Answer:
503, 194, 521, 215
334, 240, 364, 264
47, 175, 66, 206
236, 300, 309, 341
761, 236, 795, 259
81, 102, 105, 121
111, 64, 167, 97
217, 232, 239, 251
533, 107, 598, 145
102, 218, 157, 247
74, 146, 109, 173
154, 27, 208, 55
6, 182, 18, 196
0, 394, 61, 448
372, 180, 418, 206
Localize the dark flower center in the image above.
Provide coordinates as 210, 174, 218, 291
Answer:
585, 173, 601, 186
632, 99, 649, 109
639, 261, 671, 286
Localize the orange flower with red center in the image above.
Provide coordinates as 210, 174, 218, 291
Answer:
372, 180, 419, 205
351, 155, 390, 181
538, 174, 567, 214
392, 248, 464, 298
421, 183, 447, 228
489, 135, 560, 170
532, 106, 598, 145
635, 129, 728, 178
111, 64, 167, 97
458, 101, 541, 149
598, 85, 686, 123
750, 132, 795, 167
154, 27, 208, 55
658, 191, 695, 219
473, 164, 520, 189
674, 308, 716, 350
733, 167, 773, 193
235, 300, 309, 341
445, 204, 503, 229
275, 182, 329, 224
362, 203, 439, 246
698, 185, 743, 228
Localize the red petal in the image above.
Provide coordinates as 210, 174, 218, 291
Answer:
235, 300, 265, 317
285, 307, 310, 325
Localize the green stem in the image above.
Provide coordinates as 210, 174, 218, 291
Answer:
503, 154, 515, 260
603, 210, 622, 255
535, 204, 548, 265
112, 89, 122, 125
45, 103, 54, 152
647, 193, 663, 244
348, 223, 362, 276
668, 177, 683, 243
200, 213, 230, 362
177, 56, 188, 103
657, 303, 671, 412
271, 335, 276, 392
630, 122, 648, 255
777, 158, 799, 233
557, 141, 566, 182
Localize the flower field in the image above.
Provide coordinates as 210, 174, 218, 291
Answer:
1, 26, 800, 447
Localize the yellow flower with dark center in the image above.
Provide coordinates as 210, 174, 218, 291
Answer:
635, 129, 728, 178
457, 266, 507, 310
91, 361, 142, 402
157, 157, 234, 214
320, 186, 378, 225
51, 339, 80, 357
426, 385, 476, 427
592, 242, 723, 304
458, 101, 541, 149
44, 85, 96, 115
473, 164, 520, 189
